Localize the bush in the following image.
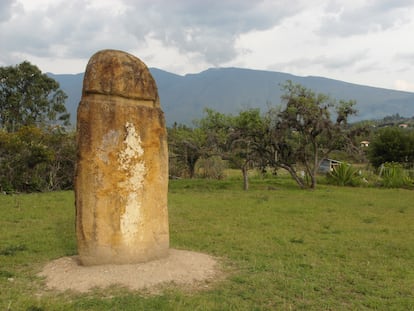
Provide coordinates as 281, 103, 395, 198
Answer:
168, 156, 190, 179
195, 156, 227, 179
379, 162, 413, 188
0, 126, 75, 193
326, 162, 362, 186
368, 127, 414, 168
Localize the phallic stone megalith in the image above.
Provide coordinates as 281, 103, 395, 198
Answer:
75, 49, 169, 266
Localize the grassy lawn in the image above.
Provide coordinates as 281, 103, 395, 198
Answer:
0, 175, 413, 310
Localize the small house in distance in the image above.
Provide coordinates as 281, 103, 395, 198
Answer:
319, 158, 341, 173
360, 140, 370, 147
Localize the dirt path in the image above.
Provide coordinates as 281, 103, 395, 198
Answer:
38, 249, 220, 293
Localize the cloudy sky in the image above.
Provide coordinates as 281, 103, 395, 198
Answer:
1, 0, 414, 91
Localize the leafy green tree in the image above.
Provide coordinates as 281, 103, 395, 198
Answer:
368, 127, 414, 168
168, 109, 234, 179
267, 81, 358, 189
168, 123, 207, 178
0, 61, 69, 132
194, 109, 234, 179
196, 108, 232, 155
195, 108, 269, 190
43, 127, 76, 190
227, 109, 269, 190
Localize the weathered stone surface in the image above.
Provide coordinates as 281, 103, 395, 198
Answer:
75, 49, 169, 266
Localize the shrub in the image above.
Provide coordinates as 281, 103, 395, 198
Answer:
326, 162, 362, 186
368, 127, 414, 168
0, 126, 75, 193
168, 156, 189, 179
195, 156, 227, 179
379, 162, 413, 188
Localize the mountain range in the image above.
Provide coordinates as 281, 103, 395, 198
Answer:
48, 67, 414, 126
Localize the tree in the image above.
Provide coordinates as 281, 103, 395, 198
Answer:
227, 109, 268, 190
196, 108, 232, 156
368, 127, 414, 168
0, 61, 69, 132
43, 127, 76, 190
196, 108, 269, 190
267, 81, 358, 189
168, 109, 233, 179
168, 123, 207, 178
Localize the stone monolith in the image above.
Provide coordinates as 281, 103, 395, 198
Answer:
75, 49, 169, 266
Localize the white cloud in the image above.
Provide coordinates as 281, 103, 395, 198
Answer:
121, 0, 307, 65
318, 0, 413, 37
0, 0, 19, 22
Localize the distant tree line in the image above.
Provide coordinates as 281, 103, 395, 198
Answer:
1, 62, 413, 193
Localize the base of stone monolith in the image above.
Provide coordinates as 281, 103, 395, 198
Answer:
38, 249, 220, 293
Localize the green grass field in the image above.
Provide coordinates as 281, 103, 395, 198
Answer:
1, 175, 413, 310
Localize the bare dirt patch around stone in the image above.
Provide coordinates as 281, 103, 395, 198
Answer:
38, 249, 221, 293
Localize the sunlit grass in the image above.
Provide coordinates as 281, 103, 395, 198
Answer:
1, 176, 413, 310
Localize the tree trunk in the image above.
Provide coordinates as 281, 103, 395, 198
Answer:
242, 164, 249, 191
279, 164, 306, 189
187, 155, 198, 178
309, 141, 319, 189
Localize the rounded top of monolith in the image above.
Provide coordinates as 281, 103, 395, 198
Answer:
82, 49, 159, 106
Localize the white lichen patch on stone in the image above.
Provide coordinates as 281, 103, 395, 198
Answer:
118, 122, 146, 245
118, 122, 144, 170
